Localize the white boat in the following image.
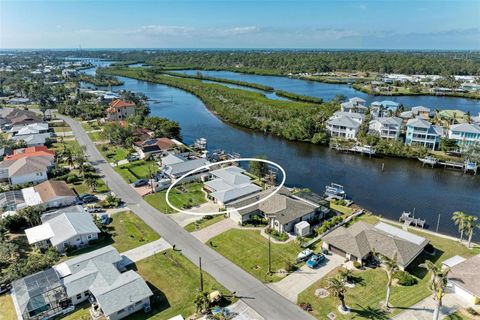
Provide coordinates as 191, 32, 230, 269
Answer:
297, 249, 314, 261
325, 183, 346, 199
418, 156, 438, 166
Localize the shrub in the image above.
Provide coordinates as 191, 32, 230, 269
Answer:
353, 261, 362, 269
204, 215, 214, 220
299, 302, 312, 311
265, 228, 289, 241
66, 174, 79, 184
394, 270, 417, 286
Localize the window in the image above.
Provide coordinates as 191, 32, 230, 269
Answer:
87, 235, 92, 239
76, 294, 82, 300
84, 291, 90, 296
76, 238, 81, 242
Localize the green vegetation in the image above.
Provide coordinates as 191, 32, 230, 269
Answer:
79, 74, 124, 86
208, 229, 313, 282
99, 144, 131, 162
133, 250, 233, 319
106, 67, 338, 144
298, 215, 480, 319
145, 182, 206, 214
184, 215, 226, 232
164, 70, 274, 91
275, 90, 323, 103
114, 160, 159, 182
0, 294, 16, 320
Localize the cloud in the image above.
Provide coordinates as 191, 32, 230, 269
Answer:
130, 25, 260, 38
136, 25, 194, 36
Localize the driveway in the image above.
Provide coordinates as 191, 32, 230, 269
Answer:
192, 218, 237, 243
59, 114, 315, 320
269, 253, 344, 302
120, 238, 172, 267
393, 293, 469, 320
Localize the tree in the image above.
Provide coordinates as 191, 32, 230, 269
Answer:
421, 262, 450, 320
464, 215, 478, 248
193, 291, 209, 314
327, 275, 349, 312
249, 155, 269, 179
18, 206, 43, 227
381, 252, 399, 309
85, 176, 98, 192
452, 211, 467, 241
419, 260, 441, 292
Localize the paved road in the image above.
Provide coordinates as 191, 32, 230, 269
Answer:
59, 115, 315, 320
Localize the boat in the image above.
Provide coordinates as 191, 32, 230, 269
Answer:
297, 249, 314, 261
418, 156, 438, 166
324, 183, 346, 199
193, 137, 207, 150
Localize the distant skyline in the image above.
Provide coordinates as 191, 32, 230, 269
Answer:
1, 0, 480, 50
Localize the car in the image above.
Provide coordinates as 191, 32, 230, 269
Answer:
0, 283, 12, 294
78, 194, 95, 200
81, 195, 99, 203
133, 179, 149, 187
86, 207, 105, 214
100, 214, 110, 225
297, 248, 314, 262
306, 254, 325, 269
127, 154, 140, 162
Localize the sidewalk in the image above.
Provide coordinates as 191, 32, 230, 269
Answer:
393, 293, 469, 320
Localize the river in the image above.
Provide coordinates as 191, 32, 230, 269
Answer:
80, 61, 480, 241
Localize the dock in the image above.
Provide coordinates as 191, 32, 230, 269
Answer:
330, 143, 376, 156
399, 211, 426, 229
418, 157, 478, 174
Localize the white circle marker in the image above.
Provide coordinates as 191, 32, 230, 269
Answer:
165, 158, 286, 216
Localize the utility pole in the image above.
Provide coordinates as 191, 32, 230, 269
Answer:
436, 214, 441, 233
268, 233, 272, 275
199, 257, 204, 292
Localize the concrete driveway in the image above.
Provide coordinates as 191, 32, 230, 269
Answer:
393, 293, 469, 320
192, 218, 237, 243
120, 238, 172, 267
269, 253, 344, 302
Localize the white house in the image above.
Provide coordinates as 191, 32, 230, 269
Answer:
326, 112, 364, 140
0, 155, 53, 185
369, 117, 403, 140
447, 255, 480, 305
340, 97, 368, 114
25, 211, 100, 253
448, 123, 480, 151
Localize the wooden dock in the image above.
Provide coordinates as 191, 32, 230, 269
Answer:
399, 211, 426, 229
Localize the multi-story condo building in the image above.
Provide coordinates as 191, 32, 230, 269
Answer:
326, 112, 364, 140
340, 97, 368, 114
405, 118, 444, 150
448, 123, 480, 151
368, 117, 403, 140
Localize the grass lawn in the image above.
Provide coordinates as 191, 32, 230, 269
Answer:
0, 294, 16, 320
445, 311, 471, 320
64, 211, 159, 259
145, 182, 206, 214
114, 160, 159, 182
51, 139, 81, 152
184, 215, 225, 232
88, 131, 107, 142
100, 145, 131, 162
70, 178, 109, 195
60, 302, 91, 320
330, 202, 354, 216
208, 229, 314, 283
297, 214, 480, 319
81, 121, 102, 132
131, 250, 234, 320
53, 126, 71, 133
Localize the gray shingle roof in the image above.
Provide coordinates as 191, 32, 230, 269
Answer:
327, 115, 361, 129
450, 123, 480, 134
48, 212, 101, 246
164, 158, 209, 177
323, 221, 428, 268
448, 255, 480, 297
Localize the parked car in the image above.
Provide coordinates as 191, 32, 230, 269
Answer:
86, 206, 105, 214
81, 195, 99, 203
78, 194, 95, 200
297, 249, 314, 262
0, 283, 12, 294
306, 254, 325, 269
127, 153, 140, 162
100, 214, 110, 225
133, 179, 149, 187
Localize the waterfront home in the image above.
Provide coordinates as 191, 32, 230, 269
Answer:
340, 97, 368, 114
405, 118, 444, 150
162, 157, 210, 182
472, 112, 480, 124
368, 117, 403, 140
411, 106, 431, 118
227, 187, 319, 234
11, 246, 153, 320
105, 99, 136, 121
133, 137, 175, 159
0, 154, 54, 185
204, 166, 261, 207
446, 255, 480, 305
25, 211, 100, 253
322, 221, 429, 270
448, 123, 480, 151
326, 112, 364, 140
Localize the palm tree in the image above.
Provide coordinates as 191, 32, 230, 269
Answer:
464, 215, 478, 248
381, 252, 399, 309
419, 260, 441, 290
85, 176, 98, 192
193, 291, 209, 314
327, 275, 349, 312
451, 211, 467, 241
18, 206, 42, 227
430, 268, 450, 320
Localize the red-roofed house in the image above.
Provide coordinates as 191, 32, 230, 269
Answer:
105, 99, 136, 121
5, 146, 55, 161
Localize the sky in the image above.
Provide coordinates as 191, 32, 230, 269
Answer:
1, 0, 479, 49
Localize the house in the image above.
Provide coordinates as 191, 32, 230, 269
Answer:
340, 97, 368, 114
227, 187, 319, 234
29, 180, 77, 209
326, 112, 364, 140
5, 146, 55, 161
11, 246, 153, 320
25, 211, 100, 252
133, 137, 175, 159
411, 106, 431, 118
447, 255, 480, 305
369, 117, 403, 140
370, 100, 401, 117
203, 166, 261, 206
162, 157, 210, 182
405, 118, 444, 150
8, 97, 30, 105
0, 108, 43, 129
0, 155, 54, 185
11, 132, 52, 147
11, 122, 49, 136
448, 123, 480, 151
472, 113, 480, 124
322, 221, 429, 270
105, 99, 136, 121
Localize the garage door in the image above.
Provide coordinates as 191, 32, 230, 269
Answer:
329, 245, 347, 257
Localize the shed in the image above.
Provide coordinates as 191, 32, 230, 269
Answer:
295, 221, 311, 236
